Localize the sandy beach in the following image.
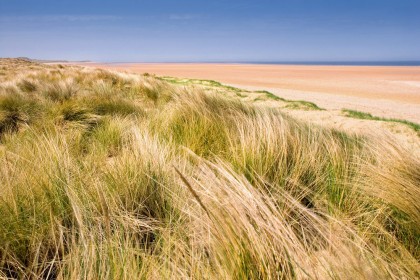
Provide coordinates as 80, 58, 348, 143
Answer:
78, 63, 420, 123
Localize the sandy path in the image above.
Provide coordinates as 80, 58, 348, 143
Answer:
75, 63, 420, 123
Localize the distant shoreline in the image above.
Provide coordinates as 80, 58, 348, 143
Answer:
9, 55, 420, 66
85, 61, 420, 67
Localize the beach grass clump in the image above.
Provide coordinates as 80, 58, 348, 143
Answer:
87, 97, 144, 116
55, 102, 101, 129
255, 89, 286, 101
42, 79, 80, 102
285, 100, 323, 110
159, 76, 245, 93
17, 79, 37, 93
0, 59, 419, 279
0, 94, 42, 137
255, 90, 324, 110
342, 108, 420, 132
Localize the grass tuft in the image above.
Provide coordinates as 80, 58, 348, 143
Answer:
255, 90, 324, 110
18, 79, 37, 93
342, 109, 420, 132
0, 94, 40, 137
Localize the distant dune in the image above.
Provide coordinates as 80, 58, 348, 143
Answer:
78, 63, 420, 123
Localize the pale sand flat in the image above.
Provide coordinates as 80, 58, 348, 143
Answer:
73, 63, 420, 123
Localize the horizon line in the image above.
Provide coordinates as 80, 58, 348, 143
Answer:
6, 57, 420, 66
85, 60, 420, 66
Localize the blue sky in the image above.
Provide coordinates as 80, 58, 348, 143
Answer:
1, 0, 419, 62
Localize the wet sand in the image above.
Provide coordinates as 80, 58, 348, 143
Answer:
76, 63, 420, 123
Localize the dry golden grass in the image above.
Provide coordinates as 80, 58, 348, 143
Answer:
0, 58, 419, 279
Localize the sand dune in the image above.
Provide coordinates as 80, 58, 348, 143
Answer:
76, 63, 420, 123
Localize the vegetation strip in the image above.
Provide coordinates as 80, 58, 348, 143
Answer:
160, 76, 325, 111
342, 109, 420, 132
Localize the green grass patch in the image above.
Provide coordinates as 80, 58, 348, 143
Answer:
159, 76, 246, 93
255, 90, 324, 110
342, 109, 420, 132
285, 100, 324, 111
255, 90, 286, 101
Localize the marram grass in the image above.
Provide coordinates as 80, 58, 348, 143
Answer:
0, 59, 419, 279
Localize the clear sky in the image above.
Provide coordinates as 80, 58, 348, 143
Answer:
1, 0, 419, 62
